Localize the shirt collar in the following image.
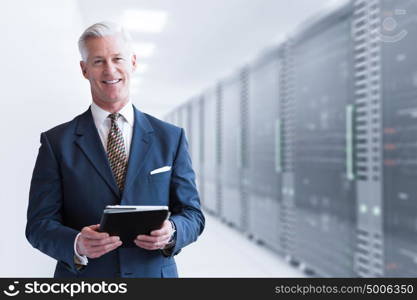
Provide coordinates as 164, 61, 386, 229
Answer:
90, 100, 134, 128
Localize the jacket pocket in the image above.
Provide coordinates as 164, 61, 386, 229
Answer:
149, 173, 171, 205
149, 170, 171, 182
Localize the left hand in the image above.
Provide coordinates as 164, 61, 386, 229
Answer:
134, 220, 174, 250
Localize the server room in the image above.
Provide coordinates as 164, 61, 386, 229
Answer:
2, 0, 417, 278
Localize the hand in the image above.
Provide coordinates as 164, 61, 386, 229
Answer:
76, 224, 122, 259
134, 220, 174, 250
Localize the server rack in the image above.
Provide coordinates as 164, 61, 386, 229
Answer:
381, 0, 417, 275
178, 103, 192, 142
165, 0, 417, 278
352, 0, 384, 277
202, 88, 220, 215
279, 41, 298, 263
185, 103, 193, 151
291, 2, 356, 276
246, 48, 284, 253
353, 0, 417, 277
189, 97, 204, 208
219, 73, 245, 229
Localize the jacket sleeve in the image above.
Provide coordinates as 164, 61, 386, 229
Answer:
167, 128, 205, 256
25, 132, 80, 274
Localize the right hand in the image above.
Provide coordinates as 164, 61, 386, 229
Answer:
76, 224, 122, 259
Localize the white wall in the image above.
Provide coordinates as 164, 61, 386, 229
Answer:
0, 0, 88, 276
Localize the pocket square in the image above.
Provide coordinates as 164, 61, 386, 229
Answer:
150, 166, 172, 175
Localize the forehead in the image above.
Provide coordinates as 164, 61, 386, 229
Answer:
84, 35, 129, 58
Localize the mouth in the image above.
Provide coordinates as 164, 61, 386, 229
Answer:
102, 79, 122, 85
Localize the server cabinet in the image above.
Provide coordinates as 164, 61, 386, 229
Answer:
246, 48, 284, 252
190, 97, 204, 207
292, 2, 356, 276
360, 0, 417, 277
185, 103, 193, 149
352, 0, 384, 277
279, 42, 298, 262
202, 88, 220, 214
177, 103, 191, 142
381, 0, 417, 276
165, 0, 417, 278
219, 74, 245, 229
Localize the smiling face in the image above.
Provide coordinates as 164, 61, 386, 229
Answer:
80, 35, 136, 110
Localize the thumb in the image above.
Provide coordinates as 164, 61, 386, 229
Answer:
89, 224, 100, 231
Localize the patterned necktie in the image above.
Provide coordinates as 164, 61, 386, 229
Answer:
107, 113, 128, 191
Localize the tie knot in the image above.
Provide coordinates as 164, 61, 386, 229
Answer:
108, 113, 121, 122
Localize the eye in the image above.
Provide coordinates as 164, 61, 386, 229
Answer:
115, 57, 124, 62
93, 59, 103, 65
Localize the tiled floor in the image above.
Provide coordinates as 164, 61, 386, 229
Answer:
175, 212, 306, 277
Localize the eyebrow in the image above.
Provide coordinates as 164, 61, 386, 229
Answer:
91, 54, 124, 59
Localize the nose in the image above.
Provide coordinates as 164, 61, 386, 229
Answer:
103, 60, 117, 75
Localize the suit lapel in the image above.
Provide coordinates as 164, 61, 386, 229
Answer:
123, 106, 154, 194
74, 108, 120, 198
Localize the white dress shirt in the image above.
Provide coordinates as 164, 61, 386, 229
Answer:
91, 100, 134, 159
74, 100, 135, 266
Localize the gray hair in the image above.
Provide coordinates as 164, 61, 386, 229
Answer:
78, 21, 133, 61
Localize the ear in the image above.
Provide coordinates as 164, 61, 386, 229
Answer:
131, 54, 137, 72
80, 61, 88, 79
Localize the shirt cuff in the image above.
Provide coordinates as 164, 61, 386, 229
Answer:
74, 232, 88, 266
161, 220, 177, 256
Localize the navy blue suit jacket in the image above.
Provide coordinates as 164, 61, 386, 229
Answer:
26, 106, 205, 278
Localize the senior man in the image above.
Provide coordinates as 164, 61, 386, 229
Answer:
26, 21, 205, 278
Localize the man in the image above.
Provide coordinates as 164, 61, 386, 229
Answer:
25, 22, 205, 278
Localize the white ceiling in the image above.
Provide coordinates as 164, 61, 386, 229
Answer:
76, 0, 338, 118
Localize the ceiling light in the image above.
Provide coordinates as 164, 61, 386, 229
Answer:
122, 10, 167, 33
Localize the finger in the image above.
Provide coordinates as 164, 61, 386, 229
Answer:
89, 239, 122, 251
134, 240, 157, 248
135, 237, 170, 250
85, 236, 120, 247
136, 235, 158, 242
151, 228, 169, 236
82, 227, 109, 240
102, 241, 123, 253
136, 233, 170, 243
90, 224, 101, 230
134, 240, 162, 250
88, 241, 122, 258
87, 224, 104, 234
151, 222, 170, 236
